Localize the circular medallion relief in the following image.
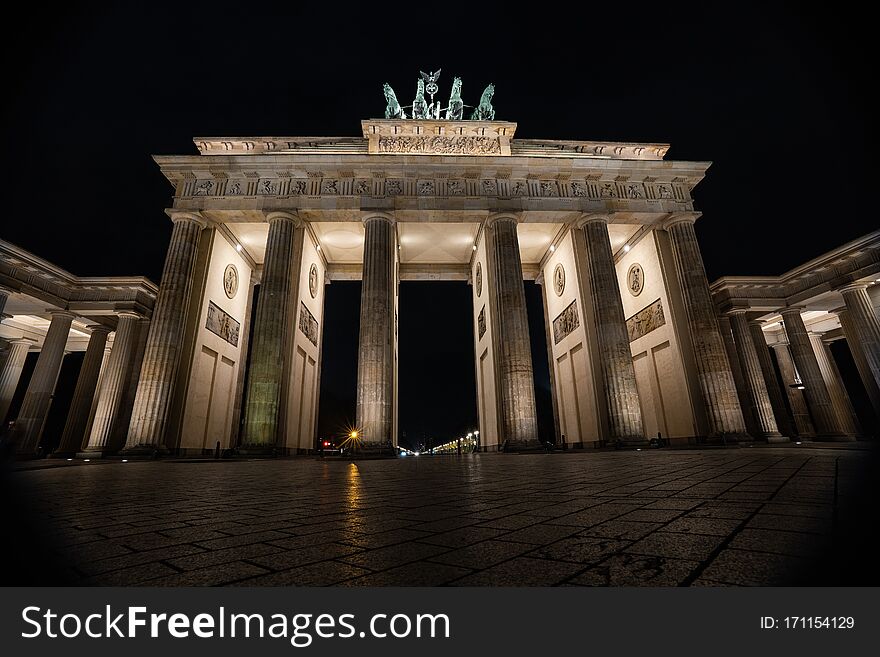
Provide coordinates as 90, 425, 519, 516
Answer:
475, 262, 483, 297
627, 263, 644, 297
223, 263, 239, 299
309, 263, 319, 299
553, 263, 565, 296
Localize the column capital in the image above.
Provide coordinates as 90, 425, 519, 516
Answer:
574, 212, 611, 228
838, 282, 869, 294
769, 340, 790, 348
778, 306, 806, 318
165, 210, 208, 228
87, 325, 112, 336
115, 310, 145, 321
829, 305, 848, 316
49, 310, 77, 321
361, 212, 396, 226
485, 213, 521, 227
6, 337, 33, 347
726, 307, 750, 317
266, 210, 302, 226
661, 212, 702, 230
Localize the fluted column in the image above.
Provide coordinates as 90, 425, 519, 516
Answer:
664, 215, 746, 438
12, 311, 75, 455
53, 325, 111, 456
486, 215, 539, 449
770, 341, 816, 438
728, 311, 783, 440
0, 339, 31, 424
124, 212, 206, 453
0, 288, 10, 319
813, 334, 860, 437
355, 214, 397, 451
780, 308, 846, 439
748, 320, 796, 438
839, 283, 880, 394
719, 315, 760, 437
82, 313, 142, 456
579, 215, 645, 445
240, 211, 300, 452
835, 306, 880, 418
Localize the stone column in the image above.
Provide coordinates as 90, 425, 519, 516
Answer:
835, 307, 880, 418
579, 215, 645, 445
728, 311, 784, 441
719, 315, 760, 437
240, 211, 300, 452
486, 215, 539, 450
82, 313, 142, 456
0, 288, 10, 319
355, 214, 397, 451
780, 308, 847, 439
839, 283, 880, 395
52, 325, 111, 456
770, 341, 816, 438
664, 215, 746, 438
123, 212, 205, 454
12, 311, 75, 455
0, 339, 31, 424
748, 320, 796, 438
814, 334, 861, 437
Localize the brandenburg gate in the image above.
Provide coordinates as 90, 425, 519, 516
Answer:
78, 72, 759, 458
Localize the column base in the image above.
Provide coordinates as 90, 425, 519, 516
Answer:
48, 450, 80, 459
614, 438, 650, 449
76, 448, 115, 459
235, 444, 280, 457
500, 439, 546, 453
814, 433, 857, 442
119, 444, 169, 458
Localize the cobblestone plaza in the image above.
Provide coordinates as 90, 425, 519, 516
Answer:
5, 445, 876, 587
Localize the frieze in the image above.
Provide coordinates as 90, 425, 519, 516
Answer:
378, 135, 502, 155
553, 300, 579, 344
298, 301, 319, 347
626, 299, 665, 342
181, 175, 690, 203
206, 301, 240, 347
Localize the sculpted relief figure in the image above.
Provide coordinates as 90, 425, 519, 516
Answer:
445, 77, 464, 120
471, 84, 495, 120
383, 83, 406, 119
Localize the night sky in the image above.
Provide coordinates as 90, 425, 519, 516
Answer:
2, 5, 874, 448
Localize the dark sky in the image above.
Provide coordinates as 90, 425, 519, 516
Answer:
2, 4, 874, 446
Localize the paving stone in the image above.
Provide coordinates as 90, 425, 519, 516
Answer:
659, 516, 741, 537
419, 526, 508, 548
339, 541, 451, 571
528, 536, 630, 564
249, 543, 362, 571
570, 553, 700, 586
450, 557, 584, 586
627, 532, 725, 561
144, 561, 270, 587
580, 520, 663, 541
700, 548, 812, 585
500, 523, 585, 545
234, 561, 371, 586
746, 513, 832, 534
728, 528, 831, 559
341, 562, 472, 586
165, 543, 284, 571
